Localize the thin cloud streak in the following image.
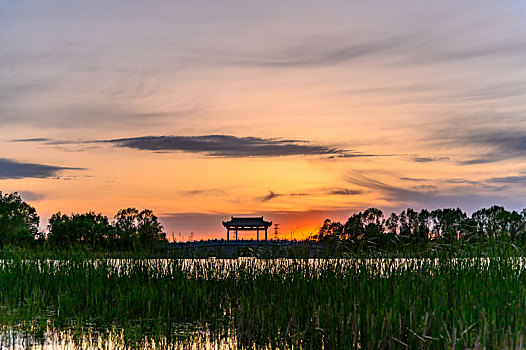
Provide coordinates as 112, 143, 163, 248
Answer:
412, 156, 449, 163
486, 176, 526, 184
346, 173, 516, 212
180, 188, 227, 196
432, 129, 526, 164
259, 190, 308, 202
259, 187, 363, 202
329, 188, 363, 196
224, 35, 414, 68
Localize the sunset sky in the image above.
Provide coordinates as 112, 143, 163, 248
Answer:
3, 1, 526, 240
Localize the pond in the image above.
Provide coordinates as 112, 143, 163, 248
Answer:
0, 256, 523, 348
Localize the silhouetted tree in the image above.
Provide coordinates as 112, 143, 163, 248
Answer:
385, 213, 399, 235
414, 209, 431, 242
315, 219, 343, 241
362, 208, 385, 247
0, 192, 40, 246
472, 206, 507, 240
343, 213, 365, 241
137, 209, 166, 247
114, 208, 140, 248
114, 208, 166, 249
431, 208, 467, 242
47, 212, 115, 248
399, 209, 418, 238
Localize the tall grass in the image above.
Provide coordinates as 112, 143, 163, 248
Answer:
0, 247, 525, 348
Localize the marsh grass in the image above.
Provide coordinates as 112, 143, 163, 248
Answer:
0, 246, 526, 348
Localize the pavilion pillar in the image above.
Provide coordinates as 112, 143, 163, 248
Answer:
227, 229, 229, 241
235, 229, 238, 240
265, 228, 267, 241
257, 229, 259, 241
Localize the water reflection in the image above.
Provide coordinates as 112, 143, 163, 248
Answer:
0, 257, 519, 349
0, 324, 241, 350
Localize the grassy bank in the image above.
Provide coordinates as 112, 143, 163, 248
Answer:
0, 247, 525, 348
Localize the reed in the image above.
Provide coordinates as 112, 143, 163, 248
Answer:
0, 247, 525, 348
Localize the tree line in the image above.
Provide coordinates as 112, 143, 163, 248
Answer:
4, 190, 526, 251
311, 206, 526, 250
0, 192, 166, 250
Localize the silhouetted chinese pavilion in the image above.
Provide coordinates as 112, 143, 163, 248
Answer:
222, 216, 272, 241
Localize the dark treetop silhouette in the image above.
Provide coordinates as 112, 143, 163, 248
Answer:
311, 206, 526, 252
0, 192, 166, 250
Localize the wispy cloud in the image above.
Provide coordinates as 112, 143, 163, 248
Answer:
445, 178, 481, 185
261, 191, 281, 202
347, 173, 435, 203
434, 129, 526, 164
400, 177, 430, 182
403, 175, 524, 191
180, 188, 227, 196
328, 188, 363, 196
13, 138, 51, 143
18, 191, 45, 201
346, 172, 515, 211
225, 35, 413, 68
411, 184, 437, 191
333, 152, 395, 159
485, 175, 526, 184
0, 158, 81, 179
412, 156, 449, 163
259, 190, 308, 202
218, 27, 526, 70
259, 187, 363, 202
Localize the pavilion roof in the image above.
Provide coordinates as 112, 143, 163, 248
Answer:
222, 216, 272, 228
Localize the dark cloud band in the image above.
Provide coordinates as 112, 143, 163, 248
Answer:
14, 135, 392, 159
0, 158, 80, 179
102, 135, 344, 158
